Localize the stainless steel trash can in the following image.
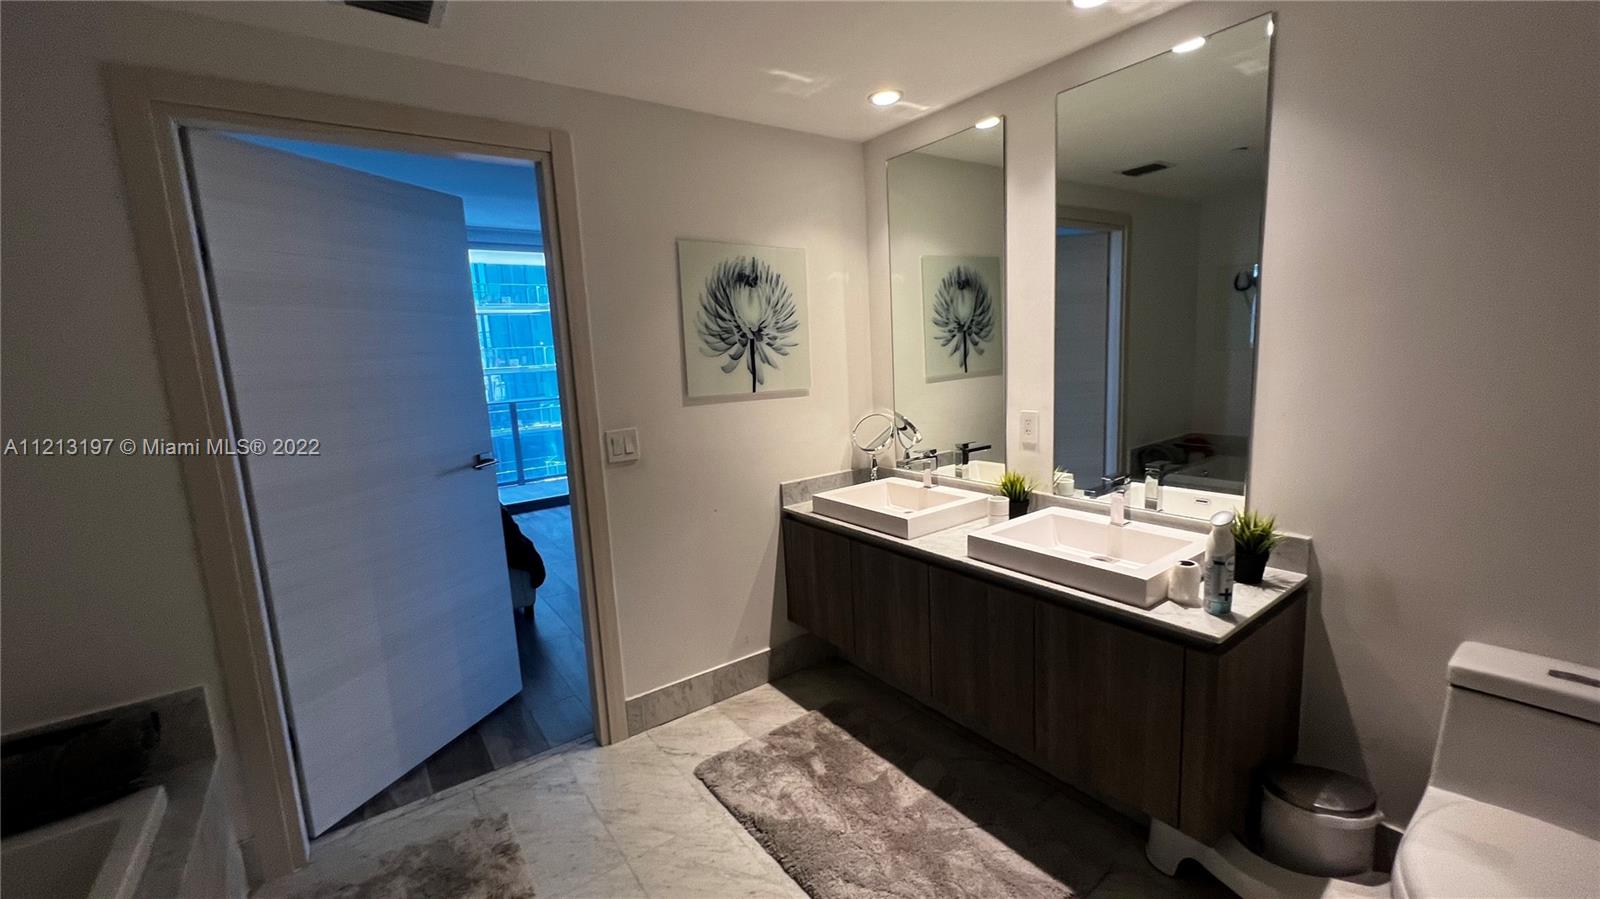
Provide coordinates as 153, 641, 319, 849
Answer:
1260, 763, 1382, 877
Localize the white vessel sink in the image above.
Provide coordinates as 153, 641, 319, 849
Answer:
812, 479, 991, 539
934, 459, 1005, 485
1141, 484, 1245, 520
968, 506, 1206, 608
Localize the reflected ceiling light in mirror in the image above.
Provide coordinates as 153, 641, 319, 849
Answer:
869, 89, 904, 107
974, 116, 1002, 130
1171, 36, 1207, 54
1071, 0, 1109, 8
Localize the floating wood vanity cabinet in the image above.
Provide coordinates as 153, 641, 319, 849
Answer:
782, 512, 1308, 845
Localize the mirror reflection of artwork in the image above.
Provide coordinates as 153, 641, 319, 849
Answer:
922, 255, 1002, 381
677, 239, 810, 400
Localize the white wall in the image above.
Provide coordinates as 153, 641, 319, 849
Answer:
887, 152, 1006, 458
867, 1, 1600, 826
0, 0, 872, 835
1190, 187, 1263, 438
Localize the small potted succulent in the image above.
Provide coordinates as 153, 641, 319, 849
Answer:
1231, 509, 1282, 585
997, 471, 1037, 520
1051, 467, 1076, 497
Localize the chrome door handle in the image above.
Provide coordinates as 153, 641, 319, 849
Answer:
472, 453, 498, 470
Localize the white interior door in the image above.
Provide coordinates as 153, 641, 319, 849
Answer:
184, 130, 522, 835
1055, 229, 1113, 483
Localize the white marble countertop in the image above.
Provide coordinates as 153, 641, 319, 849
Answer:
783, 500, 1308, 648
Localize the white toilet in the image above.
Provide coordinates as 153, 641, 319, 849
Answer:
1391, 642, 1600, 898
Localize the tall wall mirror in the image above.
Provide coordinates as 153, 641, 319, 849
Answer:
888, 119, 1006, 483
1054, 14, 1272, 519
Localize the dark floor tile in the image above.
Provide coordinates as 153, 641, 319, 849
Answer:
424, 728, 494, 794
540, 582, 585, 623
385, 761, 435, 808
478, 696, 552, 768
530, 693, 593, 747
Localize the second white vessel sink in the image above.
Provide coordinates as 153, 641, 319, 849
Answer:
812, 479, 990, 539
968, 506, 1206, 608
933, 459, 1005, 485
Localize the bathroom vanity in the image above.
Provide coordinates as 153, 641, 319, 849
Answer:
781, 496, 1307, 844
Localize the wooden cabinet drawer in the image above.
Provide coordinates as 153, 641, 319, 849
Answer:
929, 571, 1036, 757
1035, 602, 1184, 823
849, 541, 930, 698
781, 518, 854, 653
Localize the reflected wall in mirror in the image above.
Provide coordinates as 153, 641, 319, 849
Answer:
1054, 15, 1271, 518
888, 120, 1006, 483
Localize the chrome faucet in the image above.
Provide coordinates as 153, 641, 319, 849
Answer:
1144, 464, 1164, 511
955, 441, 991, 466
906, 448, 939, 473
1109, 486, 1129, 526
1095, 475, 1129, 498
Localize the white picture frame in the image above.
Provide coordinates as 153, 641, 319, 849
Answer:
678, 239, 810, 400
922, 254, 1002, 381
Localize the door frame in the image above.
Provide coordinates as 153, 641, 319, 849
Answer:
1058, 205, 1133, 480
106, 65, 628, 878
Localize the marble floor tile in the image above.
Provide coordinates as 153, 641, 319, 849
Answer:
1087, 863, 1236, 899
564, 735, 735, 859
766, 661, 918, 723
472, 755, 639, 897
559, 861, 651, 898
644, 706, 753, 772
713, 683, 810, 738
624, 815, 808, 899
255, 789, 486, 898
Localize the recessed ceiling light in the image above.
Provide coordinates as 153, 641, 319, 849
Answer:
868, 89, 903, 107
1172, 36, 1207, 54
1071, 0, 1108, 8
1266, 19, 1275, 37
974, 116, 1001, 130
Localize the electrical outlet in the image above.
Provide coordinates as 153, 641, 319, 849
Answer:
1020, 410, 1040, 448
604, 427, 640, 464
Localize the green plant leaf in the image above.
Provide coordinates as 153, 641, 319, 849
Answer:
1231, 508, 1282, 553
997, 470, 1036, 503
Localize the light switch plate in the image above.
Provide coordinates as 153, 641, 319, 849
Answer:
1020, 410, 1040, 448
604, 427, 640, 464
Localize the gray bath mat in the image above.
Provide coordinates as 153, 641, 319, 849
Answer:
694, 701, 1140, 898
294, 814, 536, 899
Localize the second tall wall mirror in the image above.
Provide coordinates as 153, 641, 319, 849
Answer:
1055, 15, 1272, 518
888, 119, 1006, 483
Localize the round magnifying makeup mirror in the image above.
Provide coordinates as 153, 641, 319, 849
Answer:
850, 411, 897, 456
892, 413, 922, 452
851, 411, 923, 480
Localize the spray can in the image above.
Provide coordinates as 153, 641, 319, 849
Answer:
1205, 559, 1233, 615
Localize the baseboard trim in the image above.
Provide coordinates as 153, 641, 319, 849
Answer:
625, 634, 834, 736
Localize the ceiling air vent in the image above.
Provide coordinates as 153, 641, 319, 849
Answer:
1120, 161, 1171, 178
345, 1, 439, 25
